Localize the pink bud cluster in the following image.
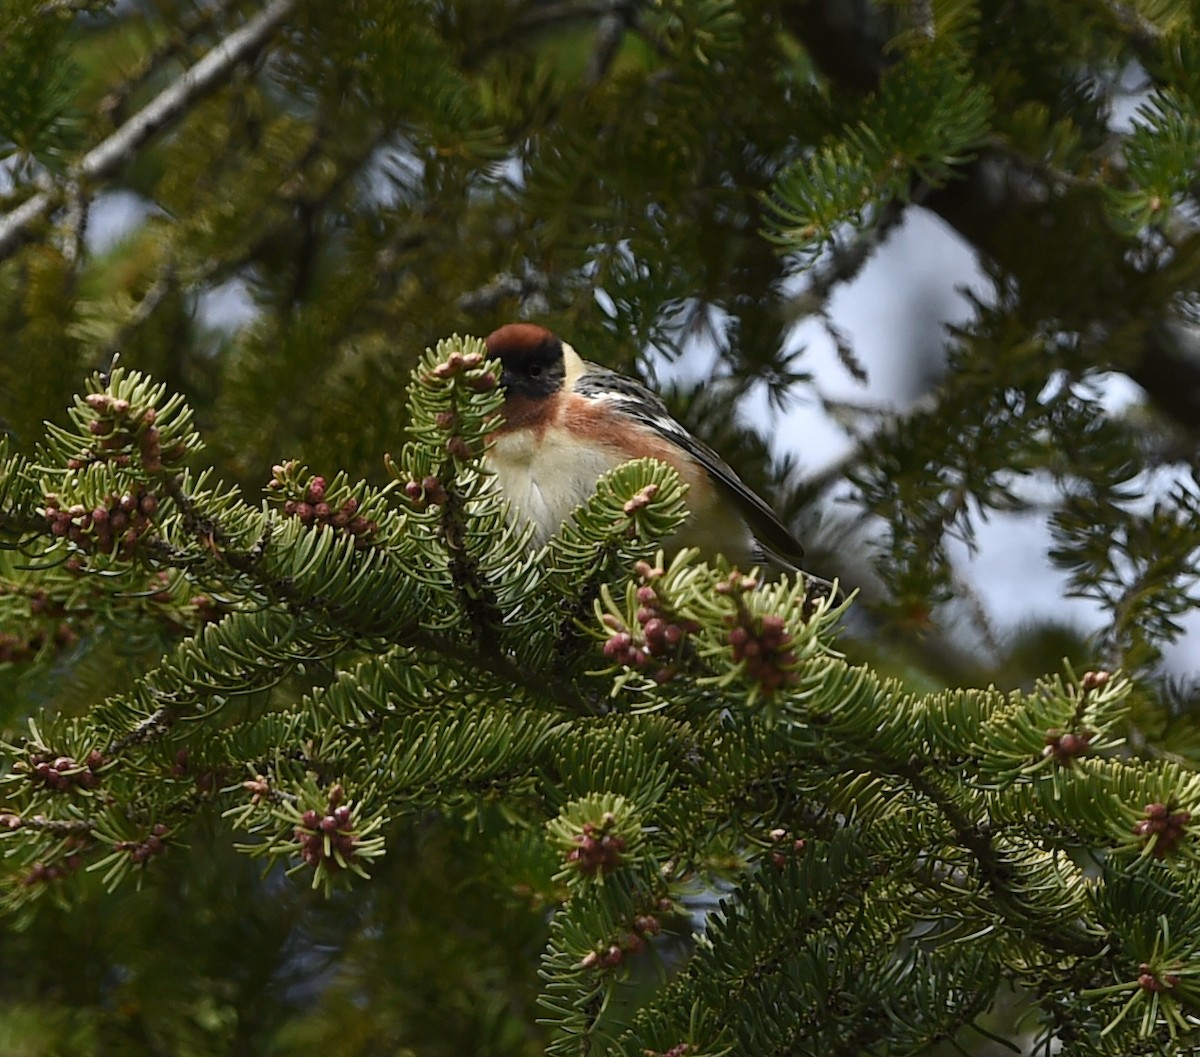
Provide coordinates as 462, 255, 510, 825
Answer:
293, 784, 360, 872
1133, 802, 1192, 859
116, 823, 170, 865
602, 562, 698, 683
0, 621, 77, 664
622, 483, 660, 516
20, 834, 88, 887
767, 827, 808, 868
642, 1046, 690, 1057
21, 853, 84, 886
243, 775, 272, 804
143, 571, 223, 635
403, 475, 449, 511
715, 573, 798, 695
428, 350, 496, 389
17, 749, 105, 792
618, 484, 662, 539
169, 748, 220, 796
1042, 728, 1092, 766
433, 411, 477, 462
271, 471, 378, 548
1138, 962, 1180, 993
726, 613, 798, 695
44, 489, 159, 558
567, 815, 627, 876
1080, 669, 1111, 692
581, 945, 627, 971
68, 394, 183, 472
580, 910, 665, 971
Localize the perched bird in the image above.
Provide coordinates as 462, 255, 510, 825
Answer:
483, 322, 832, 590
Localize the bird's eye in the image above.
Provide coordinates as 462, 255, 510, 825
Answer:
528, 363, 543, 377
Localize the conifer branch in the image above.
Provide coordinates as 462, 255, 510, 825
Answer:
456, 272, 534, 314
94, 0, 248, 128
439, 476, 503, 643
35, 0, 109, 13
1097, 0, 1165, 55
583, 11, 629, 88
99, 266, 175, 362
140, 478, 579, 714
515, 0, 635, 30
146, 523, 549, 707
0, 813, 92, 835
900, 764, 1105, 959
0, 0, 297, 258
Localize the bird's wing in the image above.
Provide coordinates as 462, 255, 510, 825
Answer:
573, 363, 807, 568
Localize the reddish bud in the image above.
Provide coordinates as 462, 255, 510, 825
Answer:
447, 436, 473, 460
623, 483, 659, 515
633, 915, 662, 936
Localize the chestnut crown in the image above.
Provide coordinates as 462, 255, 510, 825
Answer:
485, 323, 565, 399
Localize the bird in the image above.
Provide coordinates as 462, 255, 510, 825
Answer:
483, 322, 834, 592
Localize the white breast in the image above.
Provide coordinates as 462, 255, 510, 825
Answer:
488, 427, 625, 546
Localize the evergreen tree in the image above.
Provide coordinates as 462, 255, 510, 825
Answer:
1, 1, 1199, 1054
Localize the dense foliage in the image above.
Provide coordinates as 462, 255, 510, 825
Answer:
2, 1, 1199, 1054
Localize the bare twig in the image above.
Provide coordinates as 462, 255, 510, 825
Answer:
35, 0, 107, 15
0, 813, 92, 835
908, 0, 934, 41
98, 0, 247, 127
100, 266, 176, 363
786, 199, 907, 314
1096, 0, 1164, 54
584, 12, 628, 88
456, 273, 524, 314
456, 271, 552, 315
0, 0, 297, 259
515, 0, 632, 30
60, 178, 87, 267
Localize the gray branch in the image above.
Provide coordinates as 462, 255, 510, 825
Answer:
0, 0, 297, 259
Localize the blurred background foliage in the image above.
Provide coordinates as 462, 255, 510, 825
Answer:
2, 0, 1200, 1053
